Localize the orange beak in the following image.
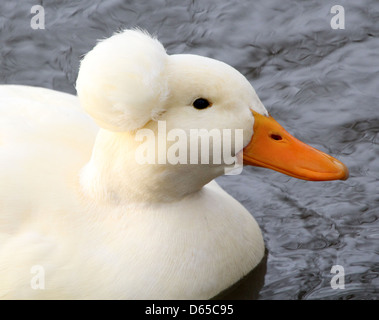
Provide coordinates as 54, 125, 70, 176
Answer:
243, 111, 349, 181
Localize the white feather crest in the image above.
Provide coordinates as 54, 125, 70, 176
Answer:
76, 29, 169, 131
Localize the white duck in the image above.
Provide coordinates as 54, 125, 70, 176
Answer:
0, 30, 348, 299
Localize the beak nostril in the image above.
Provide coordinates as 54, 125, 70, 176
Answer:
270, 133, 283, 141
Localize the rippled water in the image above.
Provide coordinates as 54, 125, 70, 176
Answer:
1, 0, 378, 299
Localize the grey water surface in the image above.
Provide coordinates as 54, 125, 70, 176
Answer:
0, 0, 378, 299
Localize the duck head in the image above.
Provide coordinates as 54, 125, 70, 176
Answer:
76, 29, 348, 203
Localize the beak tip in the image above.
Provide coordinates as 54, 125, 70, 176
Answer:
340, 166, 349, 181
333, 159, 349, 181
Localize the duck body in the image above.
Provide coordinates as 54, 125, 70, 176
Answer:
0, 85, 263, 299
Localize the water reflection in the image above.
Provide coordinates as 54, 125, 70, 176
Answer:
213, 250, 268, 300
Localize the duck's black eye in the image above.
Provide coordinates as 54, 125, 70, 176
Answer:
193, 98, 211, 110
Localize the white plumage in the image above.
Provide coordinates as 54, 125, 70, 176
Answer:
0, 29, 348, 299
0, 30, 266, 299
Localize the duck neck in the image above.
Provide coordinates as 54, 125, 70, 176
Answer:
80, 129, 224, 204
